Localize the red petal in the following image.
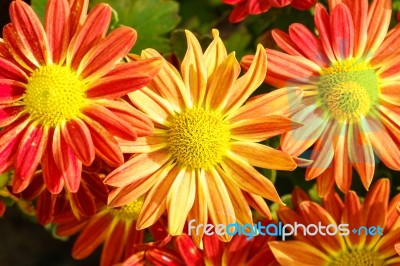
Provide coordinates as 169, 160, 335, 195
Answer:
78, 26, 137, 82
331, 3, 354, 59
68, 0, 89, 37
10, 0, 50, 65
61, 118, 94, 166
45, 0, 70, 64
42, 129, 64, 194
0, 105, 24, 128
0, 79, 26, 104
67, 3, 111, 69
14, 124, 49, 193
0, 57, 27, 81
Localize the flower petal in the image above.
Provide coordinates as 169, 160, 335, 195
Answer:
61, 118, 94, 166
45, 0, 69, 64
167, 168, 196, 235
230, 142, 297, 171
42, 130, 64, 194
0, 79, 26, 104
78, 26, 137, 82
314, 4, 336, 62
331, 3, 354, 59
0, 105, 24, 128
10, 0, 51, 65
230, 116, 302, 142
0, 57, 28, 81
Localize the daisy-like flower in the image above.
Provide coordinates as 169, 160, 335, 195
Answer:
242, 0, 400, 195
55, 196, 149, 266
223, 0, 317, 23
269, 178, 400, 265
0, 0, 160, 194
104, 29, 301, 245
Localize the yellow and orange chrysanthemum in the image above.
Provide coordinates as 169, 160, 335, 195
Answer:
242, 0, 400, 195
104, 29, 301, 245
0, 0, 160, 194
55, 197, 151, 266
269, 179, 400, 265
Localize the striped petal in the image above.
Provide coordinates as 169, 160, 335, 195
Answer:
9, 0, 51, 65
67, 3, 111, 69
61, 118, 94, 166
78, 26, 137, 82
45, 0, 69, 64
230, 116, 302, 142
314, 4, 336, 62
203, 29, 228, 79
68, 0, 89, 37
331, 3, 354, 59
272, 29, 304, 57
101, 220, 127, 266
42, 130, 64, 194
229, 142, 297, 171
167, 168, 196, 235
14, 124, 48, 193
0, 57, 28, 81
181, 30, 207, 107
0, 105, 24, 128
0, 79, 26, 104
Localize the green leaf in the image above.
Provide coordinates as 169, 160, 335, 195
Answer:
91, 0, 181, 54
31, 0, 47, 23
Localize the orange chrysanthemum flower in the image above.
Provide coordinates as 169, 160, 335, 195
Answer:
104, 29, 301, 245
55, 196, 154, 266
223, 0, 317, 23
269, 179, 400, 265
0, 0, 160, 194
242, 0, 400, 195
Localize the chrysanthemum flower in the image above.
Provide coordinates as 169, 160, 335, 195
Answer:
55, 196, 150, 266
223, 0, 317, 23
269, 178, 400, 265
242, 0, 400, 195
0, 0, 160, 194
104, 29, 301, 245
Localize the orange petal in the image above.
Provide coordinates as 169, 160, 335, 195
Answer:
118, 135, 168, 154
100, 220, 127, 266
181, 30, 207, 106
225, 44, 267, 114
104, 150, 171, 187
243, 192, 271, 219
107, 161, 174, 208
203, 29, 228, 79
140, 49, 191, 110
272, 29, 304, 56
221, 156, 283, 204
68, 0, 89, 37
268, 241, 329, 266
230, 116, 302, 142
167, 168, 196, 235
314, 4, 336, 62
333, 123, 352, 192
200, 168, 235, 242
205, 52, 240, 111
128, 88, 176, 126
72, 213, 112, 259
342, 191, 364, 246
229, 142, 296, 171
226, 87, 303, 122
136, 163, 179, 229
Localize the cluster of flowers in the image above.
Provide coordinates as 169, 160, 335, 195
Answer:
0, 0, 399, 265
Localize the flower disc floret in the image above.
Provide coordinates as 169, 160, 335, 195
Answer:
318, 60, 379, 121
110, 197, 144, 221
330, 249, 384, 266
24, 65, 87, 127
168, 108, 231, 169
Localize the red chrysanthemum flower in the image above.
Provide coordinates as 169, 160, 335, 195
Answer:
270, 179, 400, 265
0, 0, 161, 194
242, 0, 400, 195
223, 0, 317, 23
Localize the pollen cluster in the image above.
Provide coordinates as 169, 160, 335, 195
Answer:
24, 65, 87, 127
318, 59, 379, 121
110, 197, 144, 221
329, 249, 384, 266
168, 108, 231, 169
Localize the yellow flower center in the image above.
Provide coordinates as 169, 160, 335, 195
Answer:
329, 249, 384, 266
168, 108, 231, 169
109, 197, 143, 221
24, 65, 87, 127
318, 59, 379, 121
